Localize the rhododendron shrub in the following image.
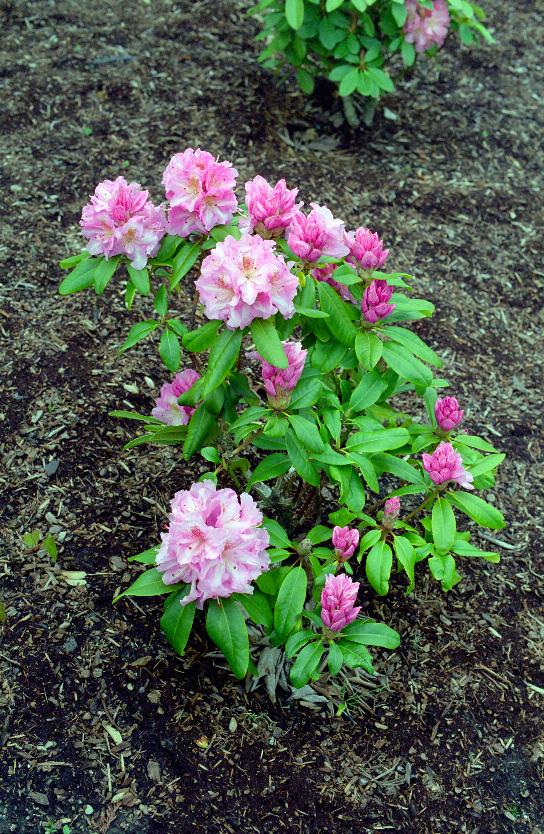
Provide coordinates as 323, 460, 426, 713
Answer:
249, 0, 493, 123
60, 150, 506, 687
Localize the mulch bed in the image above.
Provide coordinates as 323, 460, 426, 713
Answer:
1, 1, 543, 832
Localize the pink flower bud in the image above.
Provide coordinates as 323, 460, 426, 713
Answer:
311, 263, 354, 302
242, 175, 301, 237
248, 341, 307, 409
384, 497, 401, 520
320, 574, 361, 632
435, 396, 464, 431
287, 203, 348, 263
332, 526, 360, 561
151, 369, 201, 425
422, 442, 474, 490
345, 227, 389, 271
362, 280, 395, 324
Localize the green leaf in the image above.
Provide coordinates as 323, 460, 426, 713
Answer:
381, 342, 433, 387
289, 378, 323, 409
160, 593, 195, 656
393, 535, 416, 592
166, 319, 188, 338
286, 429, 321, 487
307, 525, 332, 545
327, 642, 344, 675
159, 329, 181, 372
58, 257, 97, 295
342, 620, 400, 649
339, 67, 360, 97
120, 319, 159, 352
346, 427, 410, 454
372, 452, 425, 485
248, 453, 292, 487
317, 282, 357, 344
201, 329, 243, 397
154, 285, 168, 316
290, 641, 324, 688
447, 492, 506, 530
262, 518, 292, 549
355, 331, 383, 370
296, 68, 315, 94
338, 640, 374, 673
287, 415, 324, 453
365, 540, 392, 596
467, 453, 506, 479
401, 39, 415, 66
285, 630, 316, 658
201, 446, 220, 463
331, 465, 365, 513
452, 538, 500, 563
454, 434, 498, 453
183, 320, 221, 352
326, 0, 344, 10
348, 452, 379, 493
170, 242, 202, 290
234, 591, 273, 629
183, 405, 216, 460
251, 317, 288, 368
127, 266, 150, 295
128, 545, 159, 564
114, 568, 184, 602
432, 497, 457, 555
41, 534, 58, 561
349, 370, 387, 412
391, 1, 407, 27
428, 553, 461, 592
274, 566, 308, 641
94, 256, 121, 294
366, 66, 394, 93
206, 598, 249, 679
386, 326, 442, 368
285, 0, 304, 29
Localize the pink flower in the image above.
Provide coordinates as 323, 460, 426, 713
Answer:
422, 442, 474, 490
163, 148, 238, 236
80, 176, 166, 269
151, 369, 201, 426
156, 481, 270, 608
345, 227, 389, 271
435, 396, 464, 432
287, 203, 349, 263
311, 264, 354, 302
195, 233, 299, 329
404, 0, 450, 53
332, 526, 360, 561
320, 574, 361, 632
242, 175, 301, 237
384, 497, 401, 520
362, 279, 395, 323
248, 340, 307, 409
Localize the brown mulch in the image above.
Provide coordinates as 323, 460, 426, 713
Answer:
1, 1, 543, 832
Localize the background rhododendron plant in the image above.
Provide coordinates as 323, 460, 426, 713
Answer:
60, 148, 505, 688
249, 0, 493, 125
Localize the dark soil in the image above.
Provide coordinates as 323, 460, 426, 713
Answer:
1, 1, 543, 833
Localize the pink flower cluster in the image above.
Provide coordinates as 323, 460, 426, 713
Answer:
243, 175, 301, 237
156, 481, 270, 608
321, 574, 361, 632
163, 148, 238, 237
151, 369, 200, 426
196, 233, 298, 328
80, 176, 166, 269
423, 442, 473, 490
346, 228, 389, 271
249, 340, 307, 409
362, 280, 395, 323
404, 0, 450, 53
288, 203, 348, 263
435, 396, 464, 431
332, 526, 360, 561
